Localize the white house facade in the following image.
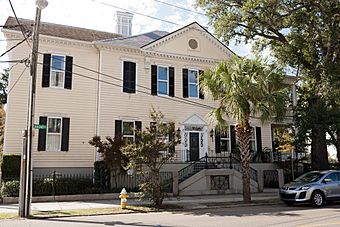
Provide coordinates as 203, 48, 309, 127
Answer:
2, 16, 277, 176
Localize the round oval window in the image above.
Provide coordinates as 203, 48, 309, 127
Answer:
188, 39, 198, 49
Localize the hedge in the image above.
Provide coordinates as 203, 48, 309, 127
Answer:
1, 154, 21, 180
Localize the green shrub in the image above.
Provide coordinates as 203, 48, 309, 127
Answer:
0, 180, 20, 197
1, 154, 21, 180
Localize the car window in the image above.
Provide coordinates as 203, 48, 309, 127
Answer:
294, 171, 324, 182
337, 173, 340, 182
324, 173, 338, 182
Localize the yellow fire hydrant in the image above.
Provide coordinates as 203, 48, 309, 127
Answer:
119, 188, 128, 209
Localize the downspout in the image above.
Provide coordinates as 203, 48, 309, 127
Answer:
93, 42, 102, 162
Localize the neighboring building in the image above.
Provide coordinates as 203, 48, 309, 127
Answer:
2, 16, 279, 177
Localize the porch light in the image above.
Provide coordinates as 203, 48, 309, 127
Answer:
210, 129, 214, 141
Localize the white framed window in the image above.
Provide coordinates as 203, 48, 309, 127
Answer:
220, 127, 230, 152
157, 66, 168, 95
50, 55, 65, 88
122, 121, 135, 143
46, 117, 62, 151
250, 127, 256, 152
188, 69, 199, 98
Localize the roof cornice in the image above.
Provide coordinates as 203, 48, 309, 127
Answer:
2, 29, 94, 49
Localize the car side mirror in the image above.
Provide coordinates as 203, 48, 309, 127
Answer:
323, 178, 332, 183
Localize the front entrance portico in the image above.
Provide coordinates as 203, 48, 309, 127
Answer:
179, 114, 208, 162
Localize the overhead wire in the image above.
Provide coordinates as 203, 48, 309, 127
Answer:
90, 0, 208, 28
8, 0, 32, 49
0, 35, 30, 58
7, 65, 29, 95
36, 60, 214, 110
152, 0, 206, 16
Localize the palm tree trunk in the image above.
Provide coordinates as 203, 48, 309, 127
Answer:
236, 122, 252, 202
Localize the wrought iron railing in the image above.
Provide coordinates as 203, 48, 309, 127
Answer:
178, 153, 258, 183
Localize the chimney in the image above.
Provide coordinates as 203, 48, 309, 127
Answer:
115, 11, 133, 36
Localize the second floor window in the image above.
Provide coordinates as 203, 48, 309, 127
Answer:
157, 66, 168, 95
188, 69, 198, 98
51, 55, 65, 88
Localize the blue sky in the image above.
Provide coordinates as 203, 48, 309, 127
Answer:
0, 0, 252, 71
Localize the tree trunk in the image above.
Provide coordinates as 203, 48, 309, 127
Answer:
311, 126, 329, 170
235, 122, 252, 202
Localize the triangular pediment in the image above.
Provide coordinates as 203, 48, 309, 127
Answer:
182, 114, 207, 126
142, 22, 234, 60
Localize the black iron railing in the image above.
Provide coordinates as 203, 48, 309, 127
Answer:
178, 153, 258, 183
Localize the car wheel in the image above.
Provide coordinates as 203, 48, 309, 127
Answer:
283, 201, 294, 206
311, 191, 324, 207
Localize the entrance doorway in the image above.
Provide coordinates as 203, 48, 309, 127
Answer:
189, 132, 199, 161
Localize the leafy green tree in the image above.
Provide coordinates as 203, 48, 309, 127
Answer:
89, 135, 128, 188
196, 0, 340, 169
200, 56, 289, 201
121, 108, 180, 208
0, 68, 9, 105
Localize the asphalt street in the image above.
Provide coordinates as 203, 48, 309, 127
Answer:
1, 203, 340, 227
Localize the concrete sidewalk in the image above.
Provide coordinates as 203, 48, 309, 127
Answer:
0, 190, 279, 214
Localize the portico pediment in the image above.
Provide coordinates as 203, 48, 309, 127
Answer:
182, 114, 207, 126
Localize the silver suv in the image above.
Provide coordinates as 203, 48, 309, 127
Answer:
280, 170, 340, 207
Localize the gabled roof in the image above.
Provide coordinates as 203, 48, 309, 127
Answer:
96, 30, 169, 48
141, 22, 235, 56
3, 16, 121, 42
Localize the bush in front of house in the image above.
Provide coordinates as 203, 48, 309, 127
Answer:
1, 154, 21, 180
0, 180, 20, 197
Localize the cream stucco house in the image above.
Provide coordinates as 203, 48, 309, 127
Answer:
2, 15, 278, 181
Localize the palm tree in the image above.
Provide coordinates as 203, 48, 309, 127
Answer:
200, 56, 289, 202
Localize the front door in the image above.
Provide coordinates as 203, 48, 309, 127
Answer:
189, 132, 199, 161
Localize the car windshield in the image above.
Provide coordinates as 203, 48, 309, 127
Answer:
293, 172, 324, 183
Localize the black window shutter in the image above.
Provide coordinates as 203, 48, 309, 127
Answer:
64, 56, 73, 89
215, 128, 221, 153
61, 118, 70, 151
199, 70, 204, 99
256, 126, 262, 152
123, 62, 136, 93
115, 120, 122, 138
135, 121, 142, 142
151, 65, 157, 95
169, 67, 175, 97
42, 54, 51, 87
182, 68, 188, 98
230, 125, 236, 153
38, 116, 47, 151
169, 123, 175, 153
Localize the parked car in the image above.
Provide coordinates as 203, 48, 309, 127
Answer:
279, 170, 340, 207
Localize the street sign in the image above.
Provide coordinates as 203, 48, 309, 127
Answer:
34, 124, 47, 129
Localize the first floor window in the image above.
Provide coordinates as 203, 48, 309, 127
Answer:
122, 121, 135, 143
250, 127, 256, 152
51, 55, 65, 87
47, 117, 62, 151
220, 127, 230, 152
157, 66, 168, 95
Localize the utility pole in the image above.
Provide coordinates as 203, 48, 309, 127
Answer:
18, 0, 48, 218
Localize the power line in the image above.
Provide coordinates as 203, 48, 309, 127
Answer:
7, 65, 29, 95
38, 51, 215, 110
0, 36, 30, 58
8, 0, 32, 49
90, 0, 207, 28
153, 0, 206, 16
0, 59, 28, 63
36, 61, 214, 110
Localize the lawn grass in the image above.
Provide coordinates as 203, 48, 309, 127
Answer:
0, 213, 18, 219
